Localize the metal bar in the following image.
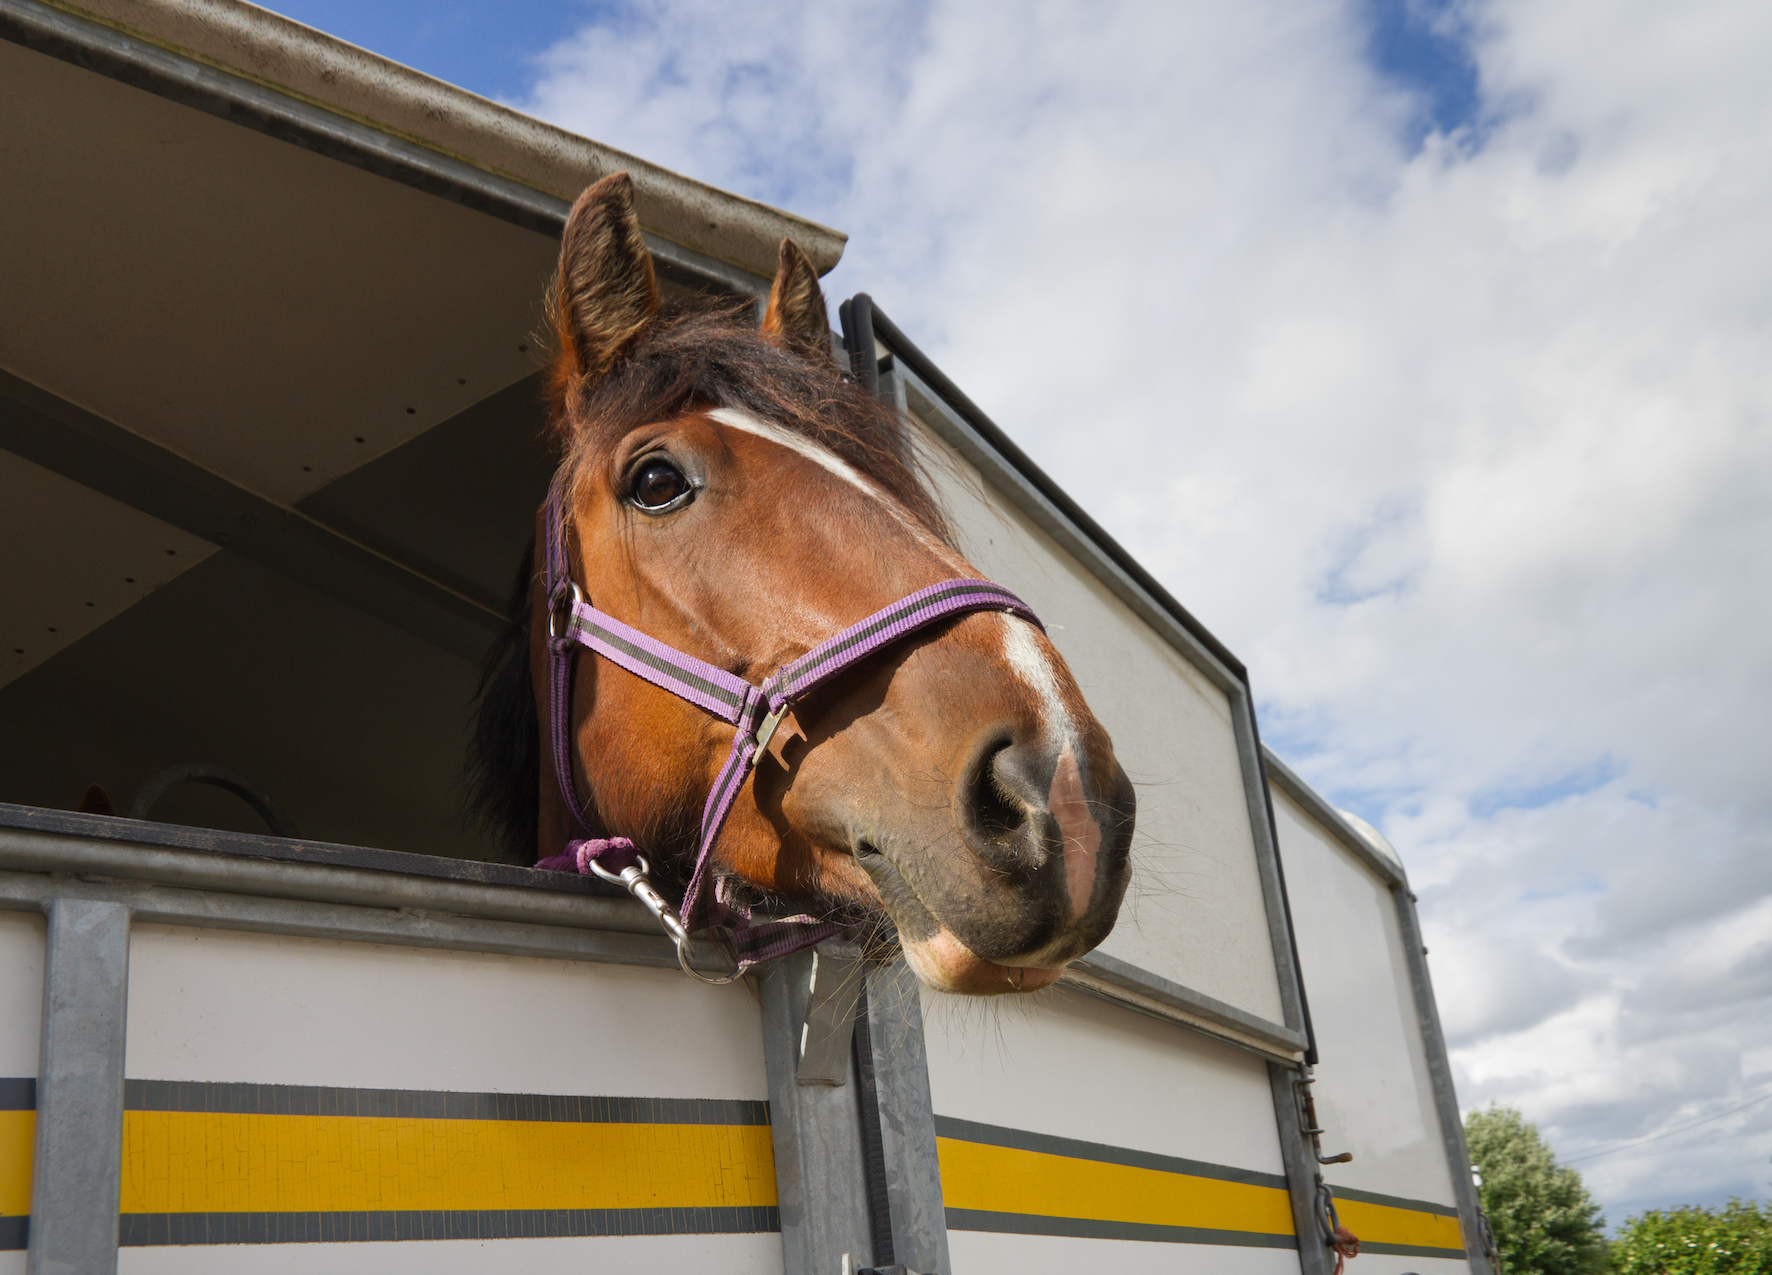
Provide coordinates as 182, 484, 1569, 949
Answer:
862, 960, 951, 1275
1067, 950, 1307, 1055
0, 370, 504, 662
1262, 748, 1408, 888
1395, 886, 1492, 1275
0, 826, 659, 936
0, 802, 588, 894
1232, 694, 1315, 1050
837, 297, 881, 398
0, 0, 767, 298
0, 871, 691, 972
758, 950, 873, 1275
1268, 1061, 1334, 1275
29, 896, 129, 1275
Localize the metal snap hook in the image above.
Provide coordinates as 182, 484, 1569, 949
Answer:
587, 852, 742, 985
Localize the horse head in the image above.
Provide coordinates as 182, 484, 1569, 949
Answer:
521, 173, 1135, 995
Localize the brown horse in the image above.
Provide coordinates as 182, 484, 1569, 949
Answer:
472, 173, 1134, 995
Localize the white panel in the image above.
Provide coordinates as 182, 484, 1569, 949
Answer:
117, 1233, 781, 1274
1272, 792, 1459, 1208
0, 911, 44, 1075
923, 987, 1284, 1174
950, 1231, 1300, 1274
916, 421, 1286, 1023
123, 925, 766, 1099
0, 1254, 22, 1275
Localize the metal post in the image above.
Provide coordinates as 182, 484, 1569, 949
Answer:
29, 897, 130, 1275
861, 960, 950, 1274
759, 946, 873, 1275
1268, 1061, 1333, 1275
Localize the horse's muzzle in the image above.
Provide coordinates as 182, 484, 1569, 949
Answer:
860, 726, 1135, 995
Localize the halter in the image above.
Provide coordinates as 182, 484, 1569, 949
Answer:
539, 471, 1041, 983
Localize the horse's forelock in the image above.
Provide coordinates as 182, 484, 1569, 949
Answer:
555, 303, 952, 544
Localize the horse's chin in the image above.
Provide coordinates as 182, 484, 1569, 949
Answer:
899, 929, 1065, 996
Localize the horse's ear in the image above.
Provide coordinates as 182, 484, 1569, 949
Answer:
761, 238, 833, 361
549, 173, 659, 407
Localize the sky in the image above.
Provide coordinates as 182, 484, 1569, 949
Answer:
267, 0, 1772, 1226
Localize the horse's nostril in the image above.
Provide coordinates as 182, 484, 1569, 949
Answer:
960, 736, 1045, 869
976, 746, 1025, 841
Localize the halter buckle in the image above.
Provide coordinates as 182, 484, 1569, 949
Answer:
752, 703, 791, 756
548, 581, 585, 641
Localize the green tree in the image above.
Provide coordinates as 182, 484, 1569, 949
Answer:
1614, 1200, 1772, 1275
1465, 1105, 1611, 1275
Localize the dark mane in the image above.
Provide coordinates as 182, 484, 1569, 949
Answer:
467, 298, 947, 865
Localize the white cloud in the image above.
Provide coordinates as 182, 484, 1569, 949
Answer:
518, 0, 1772, 1216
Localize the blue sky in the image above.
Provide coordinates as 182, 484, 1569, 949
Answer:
261, 0, 594, 101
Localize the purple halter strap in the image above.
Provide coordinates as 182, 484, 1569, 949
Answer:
538, 474, 1041, 981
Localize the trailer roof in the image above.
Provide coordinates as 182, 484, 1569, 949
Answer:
27, 0, 847, 280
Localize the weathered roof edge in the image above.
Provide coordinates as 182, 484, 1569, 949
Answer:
43, 0, 848, 279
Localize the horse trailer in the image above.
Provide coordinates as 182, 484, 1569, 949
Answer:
0, 1, 1491, 1272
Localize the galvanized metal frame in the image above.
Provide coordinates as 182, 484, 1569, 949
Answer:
1262, 750, 1493, 1275
1267, 1061, 1335, 1275
0, 0, 769, 300
757, 950, 875, 1275
29, 897, 130, 1275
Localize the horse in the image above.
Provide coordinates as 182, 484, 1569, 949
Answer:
470, 173, 1135, 995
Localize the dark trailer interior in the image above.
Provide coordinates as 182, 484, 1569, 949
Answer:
0, 0, 834, 860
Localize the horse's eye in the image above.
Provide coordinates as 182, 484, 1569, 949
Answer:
630, 458, 692, 511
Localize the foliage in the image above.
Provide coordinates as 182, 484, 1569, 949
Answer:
1614, 1200, 1772, 1275
1465, 1105, 1611, 1275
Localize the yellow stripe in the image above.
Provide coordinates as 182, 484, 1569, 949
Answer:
1334, 1196, 1464, 1251
0, 1110, 31, 1217
120, 1112, 776, 1214
937, 1137, 1295, 1235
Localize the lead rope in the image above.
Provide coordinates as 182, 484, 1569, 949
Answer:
539, 474, 1041, 983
